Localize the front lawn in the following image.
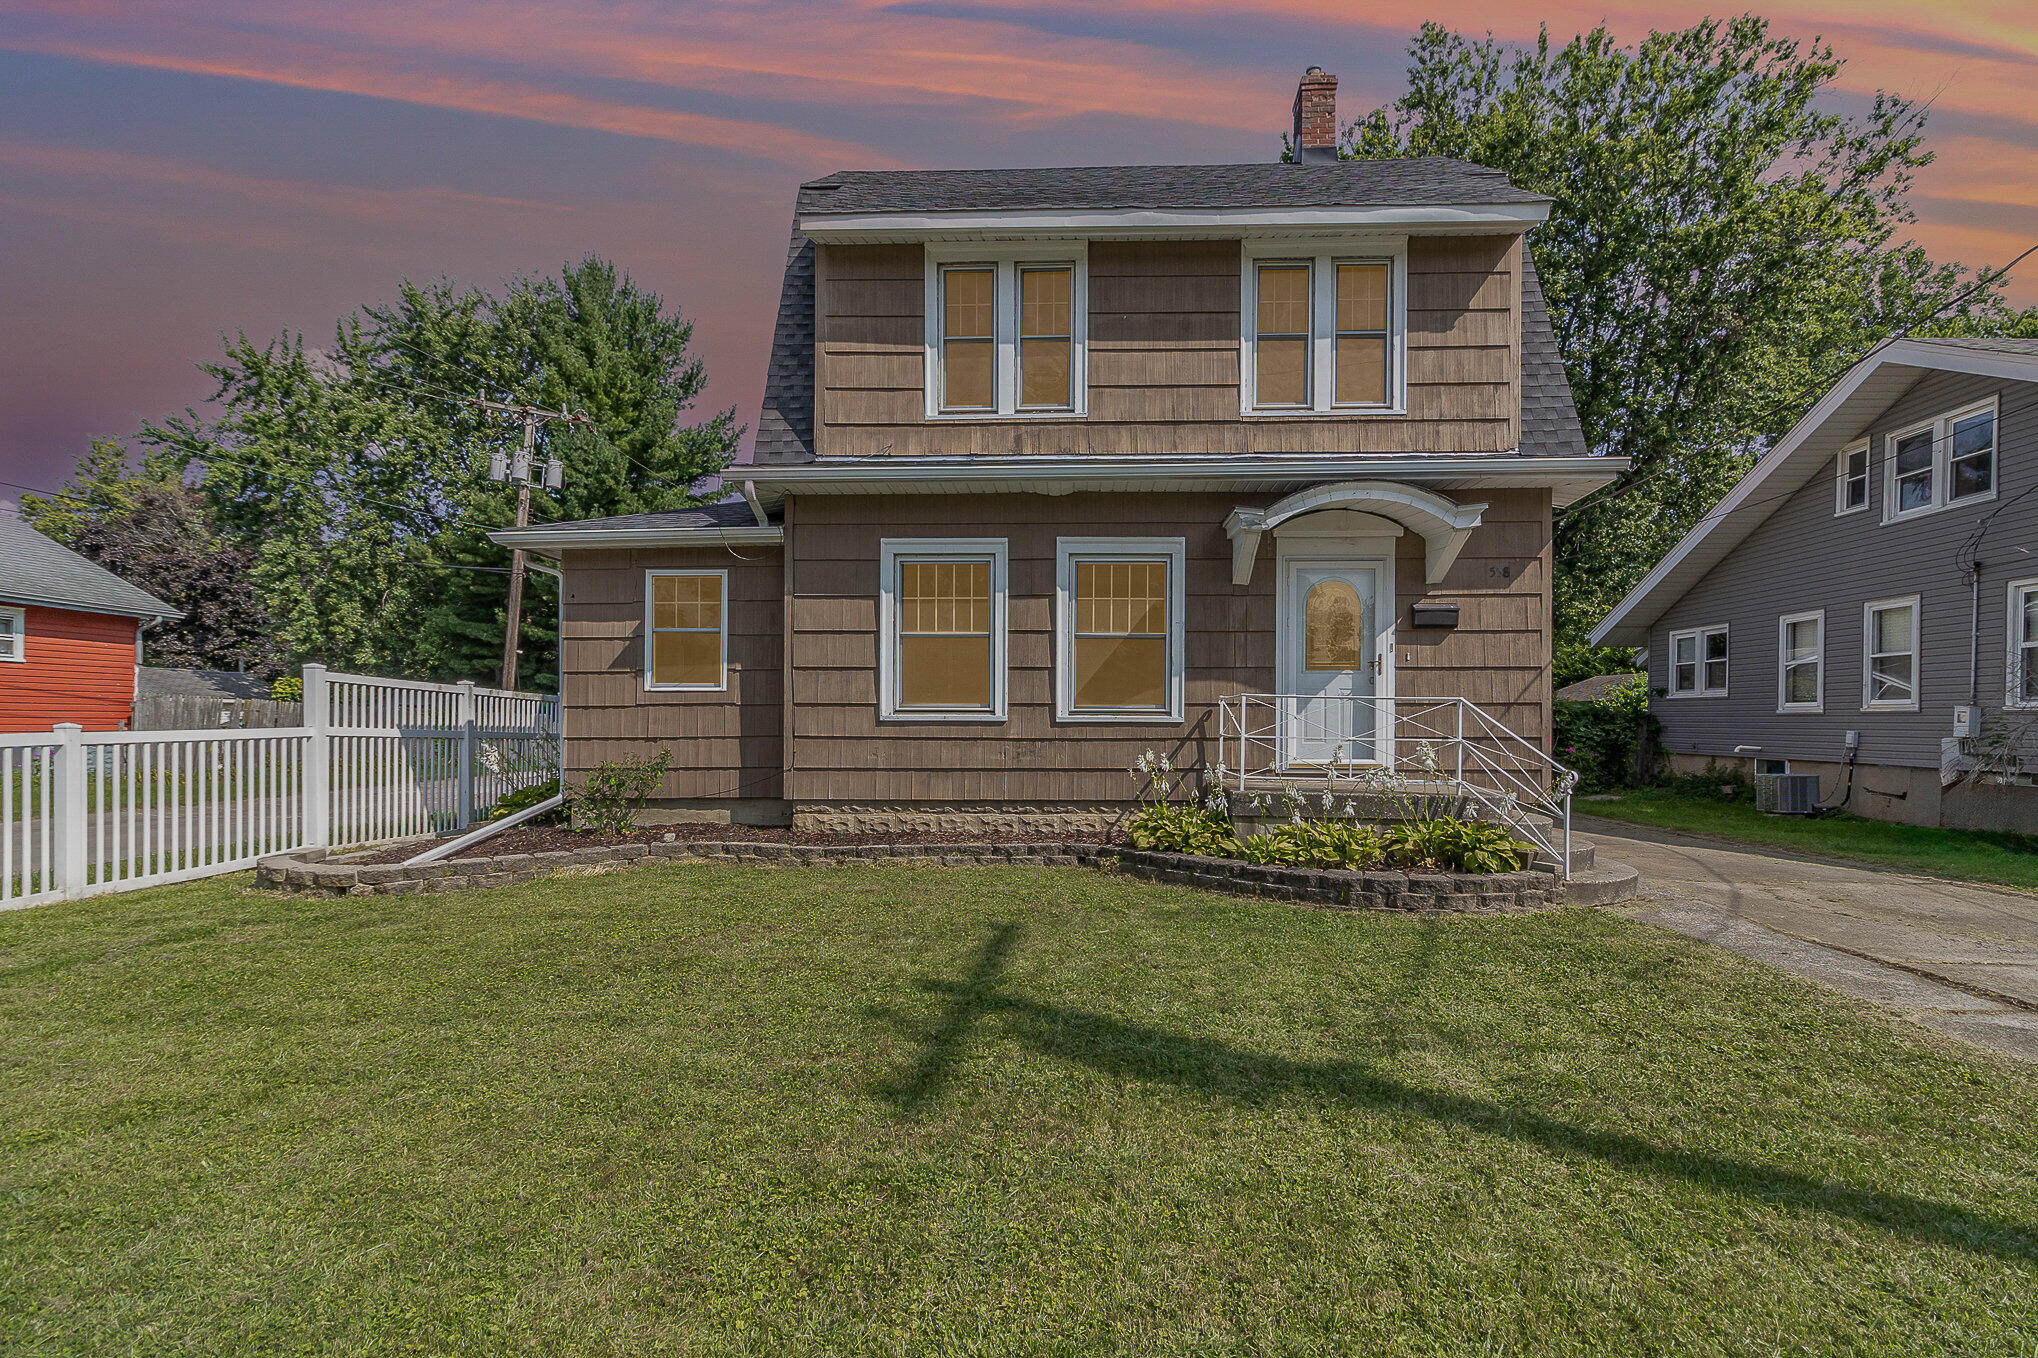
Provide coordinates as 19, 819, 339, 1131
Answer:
4, 866, 2037, 1354
1581, 788, 2038, 891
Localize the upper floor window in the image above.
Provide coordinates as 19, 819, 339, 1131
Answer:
1242, 243, 1403, 414
925, 248, 1085, 418
1883, 397, 1997, 523
0, 605, 22, 662
1834, 440, 1869, 515
1669, 624, 1728, 697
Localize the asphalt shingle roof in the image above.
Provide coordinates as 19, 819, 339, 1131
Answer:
797, 158, 1550, 215
0, 510, 181, 619
1907, 335, 2038, 358
138, 666, 272, 700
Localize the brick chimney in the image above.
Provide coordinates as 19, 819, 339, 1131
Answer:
1292, 66, 1338, 163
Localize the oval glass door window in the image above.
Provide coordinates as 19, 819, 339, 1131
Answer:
1304, 579, 1364, 671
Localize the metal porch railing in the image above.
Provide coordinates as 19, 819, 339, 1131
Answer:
1215, 693, 1580, 878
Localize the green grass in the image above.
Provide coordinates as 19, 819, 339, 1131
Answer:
1580, 788, 2038, 892
4, 866, 2037, 1355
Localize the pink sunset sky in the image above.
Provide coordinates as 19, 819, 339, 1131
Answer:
1, 1, 2033, 502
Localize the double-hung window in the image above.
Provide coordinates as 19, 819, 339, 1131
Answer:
1883, 398, 1997, 522
927, 249, 1085, 417
1863, 596, 1920, 710
1055, 538, 1185, 722
2009, 579, 2038, 708
1778, 610, 1823, 712
1668, 624, 1728, 697
645, 571, 727, 691
880, 539, 1008, 721
1243, 244, 1403, 413
1835, 440, 1869, 515
0, 605, 22, 662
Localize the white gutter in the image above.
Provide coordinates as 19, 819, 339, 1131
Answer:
488, 524, 785, 553
740, 479, 769, 527
800, 202, 1551, 240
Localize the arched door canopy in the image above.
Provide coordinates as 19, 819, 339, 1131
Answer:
1223, 480, 1487, 586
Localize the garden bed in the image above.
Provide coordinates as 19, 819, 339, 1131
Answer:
260, 840, 1565, 913
351, 820, 1126, 864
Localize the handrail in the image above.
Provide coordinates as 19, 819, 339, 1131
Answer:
1217, 693, 1578, 878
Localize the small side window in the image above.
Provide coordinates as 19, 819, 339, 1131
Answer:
1668, 625, 1728, 696
0, 606, 23, 662
1836, 442, 1868, 515
645, 571, 728, 691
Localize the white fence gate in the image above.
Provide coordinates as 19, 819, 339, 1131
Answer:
1, 666, 559, 908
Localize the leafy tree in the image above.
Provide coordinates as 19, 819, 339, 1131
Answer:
1337, 18, 2028, 636
20, 442, 282, 673
138, 257, 737, 687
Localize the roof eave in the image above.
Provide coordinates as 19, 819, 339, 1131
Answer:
0, 592, 182, 623
799, 201, 1550, 241
487, 525, 786, 558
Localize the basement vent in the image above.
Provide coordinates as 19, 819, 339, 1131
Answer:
1756, 773, 1819, 816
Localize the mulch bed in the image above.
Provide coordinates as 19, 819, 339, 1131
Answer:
354, 820, 1130, 865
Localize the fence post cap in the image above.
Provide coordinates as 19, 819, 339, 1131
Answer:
51, 722, 83, 734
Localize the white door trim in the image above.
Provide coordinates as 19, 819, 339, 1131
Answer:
1274, 516, 1398, 767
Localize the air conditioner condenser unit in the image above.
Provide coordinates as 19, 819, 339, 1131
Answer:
1757, 772, 1820, 815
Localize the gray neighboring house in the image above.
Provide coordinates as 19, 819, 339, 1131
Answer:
1593, 337, 2038, 831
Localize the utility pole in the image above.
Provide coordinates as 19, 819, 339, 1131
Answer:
474, 399, 587, 690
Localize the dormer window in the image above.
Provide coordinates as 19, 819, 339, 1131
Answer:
1242, 242, 1404, 415
925, 246, 1087, 418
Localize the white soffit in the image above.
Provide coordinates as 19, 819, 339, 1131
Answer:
1590, 339, 2038, 647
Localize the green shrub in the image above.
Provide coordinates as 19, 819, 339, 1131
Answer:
1658, 761, 1756, 803
490, 779, 563, 823
1238, 821, 1386, 870
1554, 641, 1641, 689
1554, 674, 1654, 791
270, 675, 303, 703
565, 752, 672, 836
1127, 803, 1241, 858
1385, 819, 1530, 873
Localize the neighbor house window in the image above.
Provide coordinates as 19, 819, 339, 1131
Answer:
1669, 624, 1728, 697
1835, 440, 1869, 515
1884, 398, 1997, 522
1243, 245, 1402, 413
1056, 538, 1185, 721
645, 570, 727, 691
2010, 579, 2038, 708
1863, 596, 1919, 710
1778, 610, 1823, 712
926, 251, 1085, 417
880, 539, 1008, 721
0, 606, 22, 662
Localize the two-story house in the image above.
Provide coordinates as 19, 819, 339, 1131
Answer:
1593, 337, 2038, 831
495, 70, 1619, 834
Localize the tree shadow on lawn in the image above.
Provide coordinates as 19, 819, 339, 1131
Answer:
877, 922, 2038, 1267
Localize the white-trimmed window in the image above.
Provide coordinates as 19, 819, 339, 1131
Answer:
1778, 610, 1823, 712
1055, 537, 1185, 722
1756, 758, 1790, 777
1883, 397, 1997, 522
1863, 596, 1920, 710
879, 538, 1008, 721
645, 570, 728, 691
2009, 579, 2038, 709
925, 246, 1086, 418
1835, 440, 1869, 515
1668, 624, 1728, 697
1241, 241, 1405, 414
0, 605, 23, 662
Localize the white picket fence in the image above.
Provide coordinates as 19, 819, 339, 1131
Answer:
1, 666, 559, 907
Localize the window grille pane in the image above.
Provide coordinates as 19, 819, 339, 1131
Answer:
1784, 619, 1818, 664
1020, 267, 1071, 338
1020, 338, 1070, 408
651, 630, 720, 687
943, 340, 995, 409
1870, 655, 1914, 702
652, 573, 721, 631
1674, 635, 1696, 665
1674, 662, 1696, 692
897, 560, 993, 710
1072, 558, 1168, 709
1873, 605, 1912, 654
1785, 664, 1818, 705
1256, 264, 1310, 335
1335, 263, 1388, 332
943, 267, 995, 339
1334, 335, 1387, 405
1952, 411, 1994, 459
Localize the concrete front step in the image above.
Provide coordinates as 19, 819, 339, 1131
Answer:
1560, 857, 1642, 906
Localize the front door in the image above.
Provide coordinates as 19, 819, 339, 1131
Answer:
1285, 563, 1381, 766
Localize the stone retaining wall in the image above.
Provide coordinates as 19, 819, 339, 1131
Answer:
255, 841, 1564, 913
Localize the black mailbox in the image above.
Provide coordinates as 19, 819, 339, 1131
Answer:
1410, 602, 1460, 629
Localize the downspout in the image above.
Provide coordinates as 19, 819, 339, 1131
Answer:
1968, 561, 1983, 707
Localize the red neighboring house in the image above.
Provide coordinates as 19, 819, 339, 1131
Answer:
0, 509, 182, 733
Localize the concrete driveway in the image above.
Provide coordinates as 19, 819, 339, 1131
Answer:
1581, 817, 2038, 1064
